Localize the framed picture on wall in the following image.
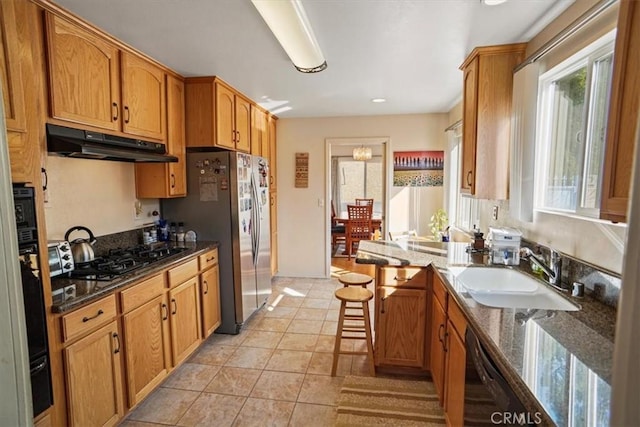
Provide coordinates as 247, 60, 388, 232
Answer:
393, 150, 444, 187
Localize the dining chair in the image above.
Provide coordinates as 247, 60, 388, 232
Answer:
355, 198, 374, 206
331, 201, 346, 249
345, 204, 373, 260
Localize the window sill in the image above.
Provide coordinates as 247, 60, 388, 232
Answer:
534, 208, 627, 227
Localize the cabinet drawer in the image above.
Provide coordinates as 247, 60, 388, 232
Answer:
121, 273, 166, 313
62, 295, 117, 342
167, 258, 198, 288
432, 269, 448, 309
378, 267, 427, 288
448, 298, 467, 339
199, 248, 218, 271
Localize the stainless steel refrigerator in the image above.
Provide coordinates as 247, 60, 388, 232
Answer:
161, 151, 271, 334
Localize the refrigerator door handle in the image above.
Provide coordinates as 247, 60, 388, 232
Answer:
250, 174, 259, 266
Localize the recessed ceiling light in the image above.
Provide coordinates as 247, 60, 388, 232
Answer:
371, 98, 386, 103
482, 0, 507, 5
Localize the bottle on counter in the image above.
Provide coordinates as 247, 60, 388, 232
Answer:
177, 222, 185, 242
169, 222, 177, 241
158, 219, 169, 241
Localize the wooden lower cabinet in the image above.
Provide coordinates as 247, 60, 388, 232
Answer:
200, 264, 221, 338
430, 296, 447, 404
169, 277, 202, 365
444, 319, 466, 426
375, 286, 427, 368
122, 294, 171, 407
64, 321, 124, 427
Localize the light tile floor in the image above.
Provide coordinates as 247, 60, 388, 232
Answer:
120, 276, 378, 427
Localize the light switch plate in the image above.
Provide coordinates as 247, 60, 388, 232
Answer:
492, 205, 499, 220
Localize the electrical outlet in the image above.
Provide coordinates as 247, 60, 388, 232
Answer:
492, 205, 499, 221
134, 200, 143, 220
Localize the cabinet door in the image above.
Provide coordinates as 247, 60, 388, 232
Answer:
121, 52, 165, 140
215, 82, 236, 149
444, 322, 466, 426
64, 321, 124, 427
169, 277, 202, 366
122, 294, 171, 407
45, 13, 120, 131
600, 0, 640, 223
268, 116, 277, 190
461, 57, 478, 195
167, 74, 186, 196
430, 296, 447, 405
259, 110, 269, 158
234, 95, 251, 153
0, 0, 26, 132
200, 265, 221, 338
250, 105, 262, 155
375, 286, 427, 368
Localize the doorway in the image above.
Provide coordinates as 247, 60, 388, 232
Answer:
325, 137, 390, 277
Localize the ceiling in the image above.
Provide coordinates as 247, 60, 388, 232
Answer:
54, 0, 575, 118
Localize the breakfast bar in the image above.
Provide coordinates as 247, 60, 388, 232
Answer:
356, 239, 615, 426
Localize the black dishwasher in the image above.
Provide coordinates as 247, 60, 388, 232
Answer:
464, 328, 537, 426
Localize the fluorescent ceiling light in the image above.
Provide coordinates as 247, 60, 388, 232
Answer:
251, 0, 327, 73
371, 98, 387, 103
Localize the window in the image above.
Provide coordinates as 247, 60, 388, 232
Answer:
332, 156, 383, 216
446, 125, 479, 231
535, 32, 615, 218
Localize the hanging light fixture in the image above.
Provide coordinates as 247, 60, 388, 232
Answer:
353, 146, 372, 161
251, 0, 327, 73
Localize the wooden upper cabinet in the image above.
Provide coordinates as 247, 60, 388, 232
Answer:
250, 105, 268, 156
185, 76, 253, 152
234, 94, 251, 153
268, 115, 277, 190
0, 0, 26, 132
600, 0, 640, 223
121, 52, 166, 140
215, 82, 236, 150
459, 43, 526, 199
45, 13, 120, 132
135, 74, 186, 198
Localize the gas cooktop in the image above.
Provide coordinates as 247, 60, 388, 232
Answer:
69, 244, 188, 281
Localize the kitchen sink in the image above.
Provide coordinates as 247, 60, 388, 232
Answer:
448, 266, 579, 311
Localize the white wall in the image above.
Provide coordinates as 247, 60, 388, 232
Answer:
277, 114, 449, 278
43, 156, 160, 239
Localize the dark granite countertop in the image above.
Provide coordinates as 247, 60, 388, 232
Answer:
357, 240, 614, 427
50, 241, 219, 313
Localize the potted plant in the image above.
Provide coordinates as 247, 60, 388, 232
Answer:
429, 208, 449, 241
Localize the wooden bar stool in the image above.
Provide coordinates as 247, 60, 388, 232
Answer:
331, 287, 375, 376
338, 272, 373, 288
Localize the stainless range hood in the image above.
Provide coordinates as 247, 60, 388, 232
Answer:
46, 124, 178, 163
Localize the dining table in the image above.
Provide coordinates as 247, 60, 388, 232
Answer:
335, 211, 383, 239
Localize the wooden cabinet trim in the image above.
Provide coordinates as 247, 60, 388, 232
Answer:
198, 248, 219, 271
378, 266, 428, 289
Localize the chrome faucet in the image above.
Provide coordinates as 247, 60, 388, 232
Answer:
520, 247, 564, 291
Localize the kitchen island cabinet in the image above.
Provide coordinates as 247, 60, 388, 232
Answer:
459, 43, 526, 199
374, 266, 429, 371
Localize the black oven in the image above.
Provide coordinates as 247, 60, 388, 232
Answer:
13, 186, 53, 417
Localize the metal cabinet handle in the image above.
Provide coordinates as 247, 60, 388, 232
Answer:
161, 303, 168, 320
171, 298, 177, 315
41, 168, 48, 192
113, 332, 121, 354
124, 106, 130, 123
206, 256, 216, 262
112, 102, 118, 121
82, 309, 104, 323
203, 280, 209, 295
381, 296, 387, 314
232, 130, 236, 142
393, 275, 415, 282
443, 331, 449, 353
170, 174, 176, 188
438, 323, 445, 344
466, 170, 473, 186
236, 131, 241, 142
